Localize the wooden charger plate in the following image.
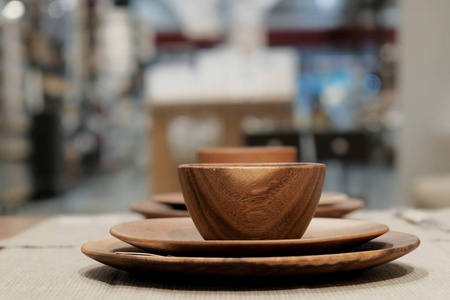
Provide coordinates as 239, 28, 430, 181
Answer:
81, 231, 419, 277
130, 199, 364, 219
110, 217, 388, 257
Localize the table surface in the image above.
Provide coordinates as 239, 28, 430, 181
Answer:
1, 209, 450, 300
0, 216, 47, 240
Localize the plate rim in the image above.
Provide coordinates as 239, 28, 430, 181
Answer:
81, 231, 420, 276
130, 199, 365, 219
130, 201, 190, 217
109, 217, 389, 253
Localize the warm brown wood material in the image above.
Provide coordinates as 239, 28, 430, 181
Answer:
130, 201, 190, 218
315, 199, 365, 218
152, 192, 185, 205
0, 216, 47, 240
130, 198, 364, 219
150, 191, 349, 207
151, 192, 185, 206
82, 231, 419, 277
109, 217, 388, 257
319, 192, 348, 206
178, 163, 326, 240
197, 146, 297, 164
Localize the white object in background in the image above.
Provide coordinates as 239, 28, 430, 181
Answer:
396, 207, 450, 232
97, 7, 136, 97
1, 16, 25, 113
167, 115, 222, 163
147, 63, 198, 103
165, 0, 221, 39
398, 0, 450, 206
147, 47, 297, 104
2, 0, 26, 20
228, 0, 281, 54
414, 175, 450, 208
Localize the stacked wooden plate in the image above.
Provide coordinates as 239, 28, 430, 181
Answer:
130, 191, 365, 219
82, 217, 419, 276
83, 147, 417, 276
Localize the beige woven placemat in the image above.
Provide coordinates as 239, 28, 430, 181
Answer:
0, 211, 449, 299
0, 214, 141, 248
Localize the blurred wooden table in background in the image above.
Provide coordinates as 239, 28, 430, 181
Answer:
149, 99, 293, 194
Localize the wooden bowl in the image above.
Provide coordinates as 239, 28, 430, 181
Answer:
197, 147, 297, 164
178, 163, 326, 240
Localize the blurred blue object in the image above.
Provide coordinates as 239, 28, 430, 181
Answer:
297, 48, 379, 130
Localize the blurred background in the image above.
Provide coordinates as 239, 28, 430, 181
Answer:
0, 0, 448, 215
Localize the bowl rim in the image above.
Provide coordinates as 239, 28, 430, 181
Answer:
197, 146, 297, 154
178, 162, 325, 169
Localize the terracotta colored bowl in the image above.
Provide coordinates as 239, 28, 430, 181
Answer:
197, 147, 297, 164
178, 163, 326, 240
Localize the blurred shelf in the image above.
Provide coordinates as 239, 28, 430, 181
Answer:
0, 139, 32, 161
267, 28, 396, 46
0, 116, 31, 136
154, 28, 397, 49
150, 98, 292, 113
0, 184, 33, 206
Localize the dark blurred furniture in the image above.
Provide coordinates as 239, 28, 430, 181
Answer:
30, 112, 64, 198
0, 116, 33, 212
245, 129, 301, 161
313, 131, 371, 163
313, 130, 372, 198
246, 129, 373, 197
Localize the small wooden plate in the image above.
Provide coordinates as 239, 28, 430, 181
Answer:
110, 217, 388, 257
315, 199, 365, 218
130, 199, 364, 219
130, 202, 189, 218
151, 192, 349, 207
81, 231, 419, 277
319, 192, 348, 206
152, 193, 185, 206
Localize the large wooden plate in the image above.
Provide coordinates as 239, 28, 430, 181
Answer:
82, 231, 419, 277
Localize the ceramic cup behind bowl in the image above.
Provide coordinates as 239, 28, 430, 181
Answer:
178, 163, 326, 240
197, 146, 297, 164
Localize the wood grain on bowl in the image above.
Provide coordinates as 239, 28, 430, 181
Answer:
178, 163, 326, 240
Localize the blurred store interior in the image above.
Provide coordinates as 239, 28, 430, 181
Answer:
1, 0, 449, 215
